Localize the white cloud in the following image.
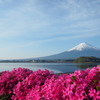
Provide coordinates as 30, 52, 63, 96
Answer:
20, 30, 100, 48
0, 0, 49, 38
58, 0, 100, 21
0, 0, 99, 39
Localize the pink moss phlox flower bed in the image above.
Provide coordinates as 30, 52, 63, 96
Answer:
0, 66, 100, 100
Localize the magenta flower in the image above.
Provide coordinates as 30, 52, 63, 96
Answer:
0, 66, 100, 100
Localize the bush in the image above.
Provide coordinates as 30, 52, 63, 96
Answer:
0, 66, 100, 100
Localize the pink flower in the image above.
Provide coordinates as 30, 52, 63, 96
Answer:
0, 65, 100, 100
89, 89, 100, 100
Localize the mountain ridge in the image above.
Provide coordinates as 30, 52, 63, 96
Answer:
1, 43, 99, 61
34, 42, 100, 60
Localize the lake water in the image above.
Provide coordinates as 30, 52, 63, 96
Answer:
0, 63, 100, 73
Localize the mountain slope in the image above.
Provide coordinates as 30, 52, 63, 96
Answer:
35, 43, 100, 60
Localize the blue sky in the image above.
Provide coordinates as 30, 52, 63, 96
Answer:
0, 0, 100, 59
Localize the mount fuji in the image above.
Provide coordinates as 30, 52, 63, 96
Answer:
36, 43, 100, 60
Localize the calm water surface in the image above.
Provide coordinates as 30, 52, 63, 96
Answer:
0, 63, 100, 73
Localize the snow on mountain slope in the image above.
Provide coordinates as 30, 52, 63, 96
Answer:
68, 42, 98, 51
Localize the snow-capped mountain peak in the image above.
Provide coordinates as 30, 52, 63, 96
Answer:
33, 42, 100, 60
68, 42, 98, 51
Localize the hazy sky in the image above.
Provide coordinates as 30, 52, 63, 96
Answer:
0, 0, 100, 59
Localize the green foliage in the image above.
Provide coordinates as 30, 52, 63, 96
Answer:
74, 56, 100, 63
72, 76, 76, 80
93, 80, 98, 83
96, 86, 100, 91
0, 94, 11, 100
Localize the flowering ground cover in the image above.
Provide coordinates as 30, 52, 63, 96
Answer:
0, 66, 100, 100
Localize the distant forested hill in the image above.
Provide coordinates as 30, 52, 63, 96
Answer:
74, 56, 100, 63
